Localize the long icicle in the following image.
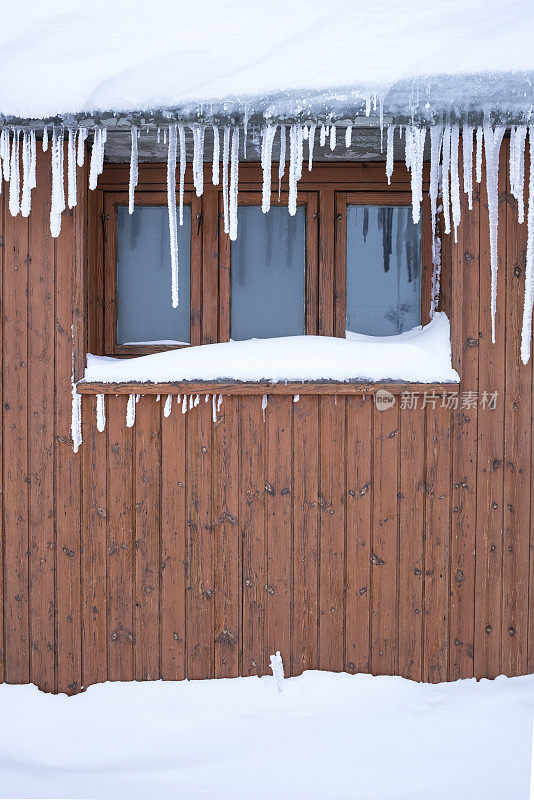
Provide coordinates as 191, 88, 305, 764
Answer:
510, 125, 527, 224
410, 126, 426, 224
261, 124, 276, 213
288, 125, 298, 216
212, 125, 220, 186
386, 125, 395, 185
450, 124, 461, 241
278, 125, 286, 197
128, 125, 138, 214
442, 124, 452, 235
96, 394, 106, 433
50, 127, 65, 237
222, 126, 230, 234
9, 128, 20, 217
521, 127, 534, 363
67, 128, 77, 209
483, 124, 506, 343
229, 126, 239, 240
429, 125, 443, 317
167, 124, 179, 308
77, 127, 87, 167
308, 123, 316, 171
1, 128, 10, 182
178, 124, 186, 225
462, 125, 474, 210
20, 130, 31, 217
475, 126, 483, 184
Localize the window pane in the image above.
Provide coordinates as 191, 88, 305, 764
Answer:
346, 205, 421, 336
231, 206, 306, 340
116, 205, 191, 345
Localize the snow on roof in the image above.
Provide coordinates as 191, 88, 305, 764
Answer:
1, 1, 533, 123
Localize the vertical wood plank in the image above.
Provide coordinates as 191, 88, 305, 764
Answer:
202, 188, 219, 344
474, 142, 507, 679
423, 405, 452, 682
160, 394, 187, 680
397, 403, 425, 681
344, 395, 372, 674
502, 145, 531, 677
55, 200, 82, 694
292, 395, 319, 674
265, 396, 292, 669
28, 149, 56, 691
213, 395, 240, 677
81, 395, 108, 686
134, 396, 161, 680
370, 401, 398, 675
107, 395, 134, 681
318, 190, 335, 337
0, 188, 3, 683
218, 193, 231, 342
318, 396, 345, 671
449, 146, 479, 680
3, 203, 29, 684
240, 396, 266, 675
186, 397, 213, 678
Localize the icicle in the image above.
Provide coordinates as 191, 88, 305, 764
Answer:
365, 96, 371, 116
450, 125, 461, 241
20, 130, 31, 218
510, 125, 527, 224
386, 125, 395, 185
67, 128, 77, 210
462, 126, 474, 211
212, 125, 220, 186
178, 125, 186, 226
157, 128, 161, 144
475, 126, 483, 184
404, 125, 413, 172
156, 394, 161, 402
193, 394, 199, 407
1, 128, 10, 182
441, 124, 452, 235
163, 394, 172, 418
410, 126, 427, 225
50, 127, 65, 237
164, 128, 167, 145
212, 394, 217, 422
345, 125, 352, 148
520, 127, 534, 363
222, 126, 230, 234
483, 125, 506, 343
262, 394, 268, 421
329, 124, 336, 151
96, 394, 106, 432
128, 126, 138, 215
217, 395, 223, 413
293, 394, 300, 402
182, 395, 187, 414
77, 127, 87, 167
379, 101, 384, 152
191, 124, 205, 197
167, 124, 179, 308
126, 394, 136, 427
308, 123, 316, 171
71, 382, 82, 452
89, 127, 103, 191
229, 126, 239, 241
176, 394, 181, 404
42, 125, 49, 152
261, 124, 276, 213
9, 129, 20, 217
278, 125, 286, 197
429, 125, 443, 317
288, 125, 300, 216
136, 394, 140, 403
296, 125, 304, 182
319, 125, 326, 147
188, 395, 193, 410
29, 130, 36, 191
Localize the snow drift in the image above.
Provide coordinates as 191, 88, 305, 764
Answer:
0, 670, 533, 799
82, 312, 459, 385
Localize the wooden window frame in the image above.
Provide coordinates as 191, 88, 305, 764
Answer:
89, 161, 438, 360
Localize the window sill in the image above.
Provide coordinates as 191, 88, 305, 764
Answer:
76, 380, 460, 396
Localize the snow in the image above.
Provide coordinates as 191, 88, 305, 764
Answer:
0, 670, 532, 799
82, 312, 459, 385
0, 1, 533, 120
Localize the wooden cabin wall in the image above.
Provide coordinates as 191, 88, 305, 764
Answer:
0, 140, 533, 693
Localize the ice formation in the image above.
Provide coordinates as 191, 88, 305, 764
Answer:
96, 394, 106, 432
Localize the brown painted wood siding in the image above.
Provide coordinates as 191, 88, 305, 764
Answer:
0, 141, 533, 692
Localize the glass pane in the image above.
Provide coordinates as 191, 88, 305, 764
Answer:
116, 205, 191, 345
231, 205, 306, 340
346, 205, 421, 336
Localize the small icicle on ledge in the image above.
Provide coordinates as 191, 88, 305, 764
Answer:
0, 118, 529, 450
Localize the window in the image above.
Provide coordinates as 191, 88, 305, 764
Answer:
116, 204, 191, 346
345, 204, 421, 336
230, 204, 306, 340
94, 164, 432, 357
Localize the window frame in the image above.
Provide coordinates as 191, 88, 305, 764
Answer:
90, 162, 439, 359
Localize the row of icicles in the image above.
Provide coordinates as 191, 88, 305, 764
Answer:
71, 390, 297, 450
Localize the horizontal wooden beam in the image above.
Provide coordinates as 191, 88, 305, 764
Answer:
77, 381, 459, 396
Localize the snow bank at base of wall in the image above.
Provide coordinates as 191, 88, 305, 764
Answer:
0, 670, 532, 799
83, 312, 459, 384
